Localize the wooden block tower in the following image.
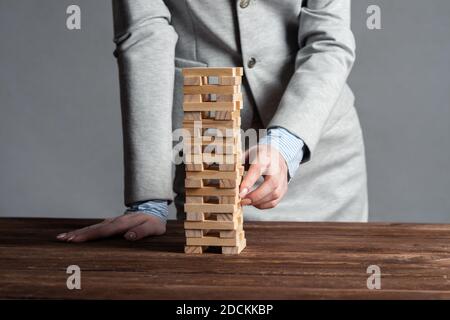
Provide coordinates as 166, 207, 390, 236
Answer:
182, 67, 246, 254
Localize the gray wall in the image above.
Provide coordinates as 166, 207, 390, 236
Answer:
0, 0, 449, 223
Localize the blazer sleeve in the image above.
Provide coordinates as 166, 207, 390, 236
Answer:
112, 0, 178, 206
268, 0, 356, 160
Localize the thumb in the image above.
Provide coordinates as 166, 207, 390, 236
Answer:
239, 162, 263, 198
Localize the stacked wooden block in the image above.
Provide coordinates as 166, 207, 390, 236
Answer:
182, 67, 246, 255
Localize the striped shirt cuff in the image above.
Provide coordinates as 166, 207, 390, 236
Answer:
126, 200, 169, 221
258, 127, 305, 181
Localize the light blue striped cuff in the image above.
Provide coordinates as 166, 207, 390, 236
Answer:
126, 200, 168, 222
258, 127, 305, 181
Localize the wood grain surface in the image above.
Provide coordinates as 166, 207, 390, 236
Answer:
1, 218, 449, 299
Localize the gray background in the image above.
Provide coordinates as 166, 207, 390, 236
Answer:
0, 0, 449, 222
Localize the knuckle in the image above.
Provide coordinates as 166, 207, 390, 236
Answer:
268, 200, 278, 208
268, 177, 279, 188
272, 189, 281, 199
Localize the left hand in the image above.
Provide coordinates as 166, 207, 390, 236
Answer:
239, 144, 288, 209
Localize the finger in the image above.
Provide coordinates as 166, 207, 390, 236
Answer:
124, 217, 166, 241
70, 214, 147, 243
56, 219, 110, 241
255, 198, 282, 210
239, 163, 263, 198
243, 177, 277, 206
251, 185, 285, 207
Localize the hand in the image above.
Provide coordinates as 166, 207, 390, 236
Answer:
239, 144, 289, 209
56, 212, 166, 243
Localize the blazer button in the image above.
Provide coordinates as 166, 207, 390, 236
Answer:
240, 0, 251, 9
247, 57, 256, 68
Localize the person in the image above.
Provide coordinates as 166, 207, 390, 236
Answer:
57, 0, 367, 243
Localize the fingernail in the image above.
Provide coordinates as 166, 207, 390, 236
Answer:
239, 188, 248, 197
57, 233, 67, 239
125, 232, 136, 241
241, 198, 252, 206
67, 235, 76, 242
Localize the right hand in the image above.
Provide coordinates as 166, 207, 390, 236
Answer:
56, 212, 166, 243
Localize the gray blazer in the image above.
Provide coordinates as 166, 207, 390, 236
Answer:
112, 0, 368, 222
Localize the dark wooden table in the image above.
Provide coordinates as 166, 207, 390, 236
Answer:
1, 218, 449, 299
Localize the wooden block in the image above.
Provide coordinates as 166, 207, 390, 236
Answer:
220, 179, 236, 188
185, 164, 203, 172
217, 210, 243, 237
185, 229, 204, 238
222, 237, 246, 255
185, 246, 204, 254
185, 179, 203, 188
186, 169, 240, 180
183, 112, 202, 121
220, 230, 237, 239
183, 94, 202, 103
183, 67, 243, 77
219, 76, 242, 86
184, 76, 202, 86
184, 85, 240, 95
185, 203, 236, 214
186, 186, 238, 197
184, 220, 237, 231
216, 93, 243, 102
220, 195, 238, 204
185, 144, 202, 155
211, 143, 236, 155
184, 151, 202, 162
202, 154, 237, 165
187, 139, 236, 154
215, 111, 232, 120
183, 101, 238, 112
186, 196, 203, 204
183, 118, 236, 129
186, 235, 240, 247
183, 125, 203, 138
186, 212, 209, 221
219, 163, 237, 171
217, 213, 233, 221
